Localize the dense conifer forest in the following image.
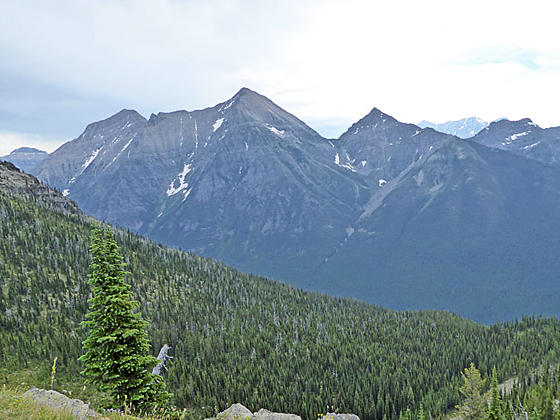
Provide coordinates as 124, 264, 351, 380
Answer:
2, 188, 560, 420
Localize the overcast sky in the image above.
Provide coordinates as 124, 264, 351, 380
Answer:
1, 0, 560, 155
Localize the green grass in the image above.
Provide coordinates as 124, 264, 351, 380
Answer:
0, 384, 195, 419
0, 365, 195, 420
0, 386, 81, 420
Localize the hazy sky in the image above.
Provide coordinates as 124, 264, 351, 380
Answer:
1, 0, 560, 155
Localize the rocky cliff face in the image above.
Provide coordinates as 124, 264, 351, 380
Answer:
0, 160, 81, 214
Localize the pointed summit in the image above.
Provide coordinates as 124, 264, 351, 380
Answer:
213, 87, 321, 139
340, 107, 400, 138
83, 109, 146, 134
233, 86, 259, 98
361, 107, 397, 124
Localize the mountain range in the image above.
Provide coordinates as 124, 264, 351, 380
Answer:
29, 88, 560, 323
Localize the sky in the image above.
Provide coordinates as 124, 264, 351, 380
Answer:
1, 0, 560, 155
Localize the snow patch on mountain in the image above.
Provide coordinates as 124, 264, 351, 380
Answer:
166, 164, 193, 197
120, 137, 135, 153
82, 148, 101, 170
213, 118, 224, 132
265, 124, 285, 137
334, 152, 358, 172
508, 132, 529, 141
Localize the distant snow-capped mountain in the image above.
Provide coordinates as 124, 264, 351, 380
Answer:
418, 117, 488, 139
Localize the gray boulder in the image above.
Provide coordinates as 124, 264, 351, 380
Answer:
208, 404, 306, 420
216, 403, 253, 419
323, 413, 360, 420
253, 407, 302, 420
22, 387, 100, 419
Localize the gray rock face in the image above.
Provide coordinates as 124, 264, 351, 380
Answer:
418, 117, 488, 138
22, 387, 100, 419
0, 161, 81, 214
253, 408, 302, 420
0, 147, 48, 173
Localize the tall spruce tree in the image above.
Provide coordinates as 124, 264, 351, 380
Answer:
79, 224, 170, 412
487, 367, 503, 420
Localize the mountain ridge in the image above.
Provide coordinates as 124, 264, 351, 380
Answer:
29, 88, 560, 322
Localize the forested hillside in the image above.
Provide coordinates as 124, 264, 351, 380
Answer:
2, 175, 560, 420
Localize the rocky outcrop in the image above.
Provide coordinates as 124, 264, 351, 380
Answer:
22, 387, 100, 419
0, 160, 81, 215
214, 403, 254, 419
207, 403, 360, 420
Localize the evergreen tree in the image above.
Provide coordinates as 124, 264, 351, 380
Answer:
456, 363, 487, 420
79, 224, 170, 412
487, 367, 503, 420
417, 403, 425, 420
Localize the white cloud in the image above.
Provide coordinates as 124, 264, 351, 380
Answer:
1, 0, 560, 142
0, 131, 65, 156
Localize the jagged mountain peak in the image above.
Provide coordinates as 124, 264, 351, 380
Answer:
102, 108, 146, 124
339, 107, 402, 140
233, 86, 260, 98
359, 107, 398, 125
83, 108, 146, 135
199, 88, 323, 140
418, 117, 489, 139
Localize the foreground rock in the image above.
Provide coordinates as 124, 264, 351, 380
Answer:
323, 413, 360, 420
253, 408, 302, 420
208, 403, 360, 420
215, 403, 253, 419
22, 387, 100, 419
